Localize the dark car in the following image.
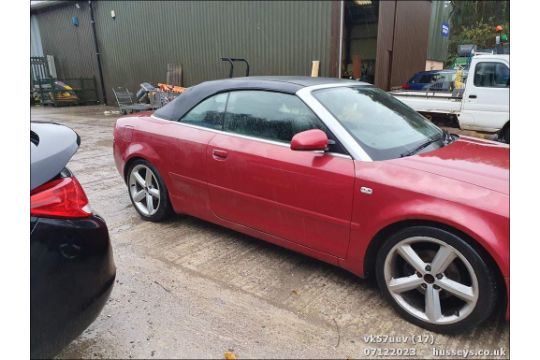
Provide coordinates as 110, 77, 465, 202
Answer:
31, 122, 116, 359
402, 69, 467, 92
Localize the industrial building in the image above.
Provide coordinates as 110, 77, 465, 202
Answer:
30, 0, 451, 105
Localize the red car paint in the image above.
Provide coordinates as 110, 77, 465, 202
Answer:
113, 115, 509, 317
290, 129, 328, 151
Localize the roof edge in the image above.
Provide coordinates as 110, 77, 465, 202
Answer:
30, 1, 71, 13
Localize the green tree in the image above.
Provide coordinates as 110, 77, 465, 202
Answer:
450, 0, 509, 29
446, 0, 510, 66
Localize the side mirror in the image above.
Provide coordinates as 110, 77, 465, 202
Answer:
290, 129, 328, 151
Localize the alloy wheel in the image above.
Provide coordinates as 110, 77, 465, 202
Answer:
128, 164, 161, 216
383, 236, 479, 325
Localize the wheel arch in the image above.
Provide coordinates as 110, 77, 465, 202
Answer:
123, 156, 147, 182
363, 219, 507, 316
121, 142, 162, 183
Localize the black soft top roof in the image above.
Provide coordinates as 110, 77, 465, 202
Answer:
154, 76, 361, 121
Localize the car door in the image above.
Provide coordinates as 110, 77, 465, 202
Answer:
163, 93, 227, 218
206, 90, 355, 258
461, 60, 509, 131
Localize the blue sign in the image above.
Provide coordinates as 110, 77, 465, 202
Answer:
441, 22, 450, 37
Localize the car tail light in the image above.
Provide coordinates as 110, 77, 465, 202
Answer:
402, 83, 411, 90
30, 176, 92, 218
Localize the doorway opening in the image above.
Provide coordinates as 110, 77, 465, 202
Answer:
342, 0, 379, 83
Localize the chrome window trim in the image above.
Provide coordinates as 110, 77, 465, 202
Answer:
150, 114, 352, 160
296, 83, 373, 162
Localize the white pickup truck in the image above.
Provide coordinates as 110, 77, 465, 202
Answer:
391, 54, 510, 143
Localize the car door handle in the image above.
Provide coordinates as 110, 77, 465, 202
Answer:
212, 149, 228, 160
468, 94, 477, 99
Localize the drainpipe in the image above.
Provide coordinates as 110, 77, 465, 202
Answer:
89, 1, 107, 104
337, 0, 344, 78
386, 0, 398, 90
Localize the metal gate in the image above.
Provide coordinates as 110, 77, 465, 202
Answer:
31, 57, 100, 106
30, 56, 55, 105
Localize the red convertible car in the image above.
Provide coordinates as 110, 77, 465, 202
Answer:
113, 77, 509, 333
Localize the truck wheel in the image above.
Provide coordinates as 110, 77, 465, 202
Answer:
502, 125, 510, 144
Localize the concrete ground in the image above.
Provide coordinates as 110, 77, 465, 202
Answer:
31, 105, 509, 359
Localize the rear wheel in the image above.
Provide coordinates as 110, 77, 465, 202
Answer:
127, 160, 171, 221
375, 226, 497, 333
502, 125, 510, 144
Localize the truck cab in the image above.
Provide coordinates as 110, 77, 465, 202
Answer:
460, 54, 509, 133
391, 54, 510, 143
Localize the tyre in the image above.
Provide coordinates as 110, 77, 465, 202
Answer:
375, 226, 497, 333
127, 159, 172, 222
502, 125, 510, 144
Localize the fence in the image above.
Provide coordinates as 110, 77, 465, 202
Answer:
31, 56, 100, 106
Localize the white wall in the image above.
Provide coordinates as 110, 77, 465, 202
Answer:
425, 59, 444, 71
30, 15, 44, 57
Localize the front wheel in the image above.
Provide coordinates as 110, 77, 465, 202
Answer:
375, 226, 497, 333
127, 159, 172, 222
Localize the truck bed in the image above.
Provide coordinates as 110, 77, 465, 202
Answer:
390, 90, 462, 114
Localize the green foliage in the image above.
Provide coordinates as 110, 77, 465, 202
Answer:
446, 0, 510, 66
449, 0, 509, 30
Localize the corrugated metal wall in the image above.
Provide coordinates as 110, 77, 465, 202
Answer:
374, 0, 431, 90
37, 2, 101, 95
390, 1, 431, 87
374, 1, 396, 90
36, 1, 333, 104
426, 0, 451, 62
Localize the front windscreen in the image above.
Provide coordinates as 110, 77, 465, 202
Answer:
313, 86, 444, 160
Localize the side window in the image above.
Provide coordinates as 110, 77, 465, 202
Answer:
419, 75, 433, 83
495, 63, 510, 87
409, 74, 421, 84
223, 91, 346, 153
474, 62, 510, 88
223, 91, 322, 142
180, 93, 228, 129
